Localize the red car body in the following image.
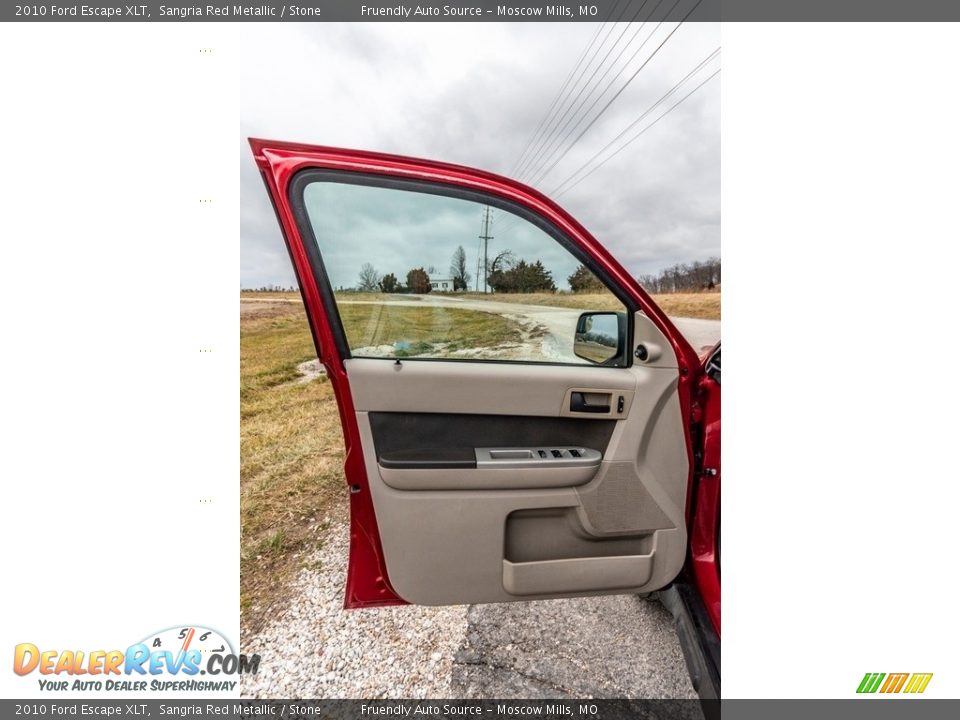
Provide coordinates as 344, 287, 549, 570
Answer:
251, 137, 720, 657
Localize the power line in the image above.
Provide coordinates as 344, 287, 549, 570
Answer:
511, 0, 637, 177
499, 5, 629, 237
554, 67, 720, 199
508, 17, 610, 178
514, 0, 635, 180
498, 51, 718, 238
517, 0, 651, 182
549, 47, 720, 196
529, 0, 704, 187
520, 0, 664, 184
515, 13, 628, 180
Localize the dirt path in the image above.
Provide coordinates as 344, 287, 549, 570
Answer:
340, 294, 720, 360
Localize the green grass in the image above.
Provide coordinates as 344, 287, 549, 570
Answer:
337, 302, 521, 355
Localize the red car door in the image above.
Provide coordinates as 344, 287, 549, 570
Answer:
251, 139, 704, 610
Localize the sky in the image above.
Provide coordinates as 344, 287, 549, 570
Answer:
238, 22, 720, 289
302, 179, 580, 291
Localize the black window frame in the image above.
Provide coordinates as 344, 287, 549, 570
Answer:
287, 168, 637, 369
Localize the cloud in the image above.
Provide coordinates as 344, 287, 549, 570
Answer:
238, 22, 719, 288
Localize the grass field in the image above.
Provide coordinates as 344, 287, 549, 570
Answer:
239, 289, 719, 627
241, 289, 720, 321
337, 301, 521, 354
457, 291, 720, 320
240, 301, 341, 631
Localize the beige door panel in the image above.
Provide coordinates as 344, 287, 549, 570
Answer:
632, 311, 679, 369
346, 358, 635, 417
346, 327, 688, 605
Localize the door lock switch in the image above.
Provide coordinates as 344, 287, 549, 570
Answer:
474, 447, 602, 469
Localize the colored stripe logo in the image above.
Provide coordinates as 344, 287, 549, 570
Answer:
857, 672, 932, 694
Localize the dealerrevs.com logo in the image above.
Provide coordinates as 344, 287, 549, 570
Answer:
13, 626, 260, 692
857, 672, 933, 694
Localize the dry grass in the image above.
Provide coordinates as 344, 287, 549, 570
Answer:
241, 290, 302, 303
242, 289, 720, 321
649, 293, 720, 321
240, 301, 343, 632
457, 291, 720, 320
241, 291, 417, 304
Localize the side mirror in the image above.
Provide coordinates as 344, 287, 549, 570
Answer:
574, 312, 625, 365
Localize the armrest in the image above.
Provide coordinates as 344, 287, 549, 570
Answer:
377, 447, 477, 470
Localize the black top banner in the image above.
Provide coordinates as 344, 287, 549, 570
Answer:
6, 0, 960, 22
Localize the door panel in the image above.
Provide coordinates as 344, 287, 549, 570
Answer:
347, 358, 635, 416
250, 139, 701, 608
351, 355, 687, 605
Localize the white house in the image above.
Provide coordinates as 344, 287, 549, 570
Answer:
428, 275, 456, 291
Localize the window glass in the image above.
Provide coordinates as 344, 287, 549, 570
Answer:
301, 180, 627, 365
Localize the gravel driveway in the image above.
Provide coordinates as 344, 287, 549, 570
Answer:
241, 504, 466, 698
241, 503, 695, 699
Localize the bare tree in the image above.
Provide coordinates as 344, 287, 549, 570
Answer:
358, 263, 382, 292
487, 249, 514, 276
450, 245, 471, 291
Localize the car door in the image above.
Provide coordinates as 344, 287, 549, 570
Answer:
250, 139, 702, 608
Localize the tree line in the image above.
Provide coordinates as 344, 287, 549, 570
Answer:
354, 245, 474, 294
638, 258, 720, 293
358, 246, 563, 295
240, 285, 298, 293
355, 251, 720, 295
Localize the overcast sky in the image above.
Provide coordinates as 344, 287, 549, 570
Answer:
238, 22, 720, 289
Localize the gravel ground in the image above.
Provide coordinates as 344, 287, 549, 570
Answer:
241, 507, 696, 700
453, 598, 696, 699
241, 504, 467, 698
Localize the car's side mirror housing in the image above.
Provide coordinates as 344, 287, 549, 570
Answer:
573, 311, 626, 366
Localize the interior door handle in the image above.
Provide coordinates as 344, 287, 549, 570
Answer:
570, 391, 610, 414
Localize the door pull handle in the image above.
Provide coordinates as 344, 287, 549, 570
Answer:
570, 391, 610, 414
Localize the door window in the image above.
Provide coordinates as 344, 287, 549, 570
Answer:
297, 175, 629, 366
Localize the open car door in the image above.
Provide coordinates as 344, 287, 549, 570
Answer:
251, 139, 702, 608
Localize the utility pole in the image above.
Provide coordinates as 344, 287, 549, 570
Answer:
479, 206, 494, 294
